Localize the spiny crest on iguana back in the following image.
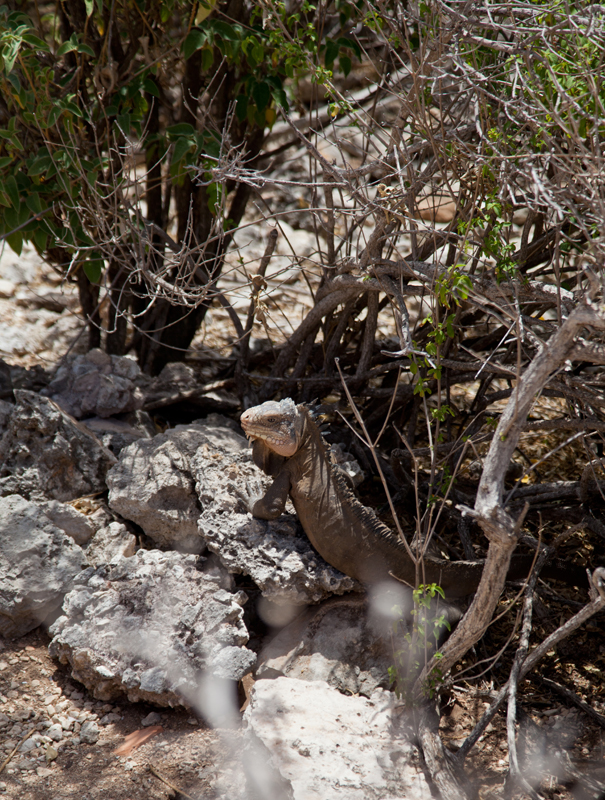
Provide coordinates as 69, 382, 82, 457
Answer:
300, 404, 417, 557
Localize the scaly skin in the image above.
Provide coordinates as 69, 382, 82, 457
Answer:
240, 399, 499, 598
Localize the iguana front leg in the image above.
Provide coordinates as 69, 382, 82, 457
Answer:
249, 469, 291, 520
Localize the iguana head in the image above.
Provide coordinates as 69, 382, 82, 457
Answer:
240, 398, 305, 457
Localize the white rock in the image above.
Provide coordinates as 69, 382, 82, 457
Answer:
85, 522, 136, 567
43, 349, 144, 419
0, 279, 15, 298
107, 425, 212, 553
0, 495, 86, 638
257, 593, 401, 696
41, 501, 96, 546
193, 445, 359, 605
244, 678, 432, 800
0, 391, 116, 502
46, 724, 63, 742
48, 550, 256, 707
79, 720, 99, 744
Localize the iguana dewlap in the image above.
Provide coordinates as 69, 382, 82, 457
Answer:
240, 399, 501, 599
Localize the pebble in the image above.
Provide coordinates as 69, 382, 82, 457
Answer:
0, 279, 15, 298
141, 712, 161, 727
36, 767, 53, 778
80, 720, 99, 744
47, 724, 63, 742
0, 662, 7, 672
19, 738, 37, 753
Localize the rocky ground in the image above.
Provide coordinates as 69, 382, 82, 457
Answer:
2, 241, 605, 800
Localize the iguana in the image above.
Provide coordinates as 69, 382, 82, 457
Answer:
240, 398, 580, 599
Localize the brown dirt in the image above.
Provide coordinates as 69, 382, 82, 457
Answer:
0, 629, 244, 800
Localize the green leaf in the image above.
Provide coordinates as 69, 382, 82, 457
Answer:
252, 81, 270, 111
172, 136, 194, 164
3, 40, 21, 74
206, 181, 222, 214
337, 36, 362, 60
28, 156, 52, 176
64, 101, 83, 117
48, 105, 62, 127
143, 77, 159, 97
77, 43, 95, 56
5, 230, 22, 255
25, 193, 43, 215
6, 72, 20, 91
339, 55, 351, 77
270, 87, 288, 110
0, 157, 13, 169
167, 122, 196, 137
235, 94, 248, 122
21, 33, 50, 51
183, 29, 206, 60
324, 39, 339, 69
56, 40, 77, 57
116, 113, 131, 134
84, 258, 103, 283
4, 175, 20, 208
213, 20, 240, 41
33, 227, 48, 252
200, 46, 214, 71
84, 0, 94, 17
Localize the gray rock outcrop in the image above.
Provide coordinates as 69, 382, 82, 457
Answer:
42, 500, 97, 546
0, 494, 86, 638
48, 550, 256, 707
0, 390, 116, 501
256, 595, 396, 696
243, 677, 432, 800
106, 424, 213, 553
43, 348, 144, 419
194, 443, 359, 605
80, 410, 155, 456
85, 522, 137, 566
107, 414, 357, 600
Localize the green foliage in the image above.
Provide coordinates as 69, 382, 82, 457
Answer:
389, 584, 451, 701
0, 0, 368, 281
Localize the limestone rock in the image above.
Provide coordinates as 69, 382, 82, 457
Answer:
85, 522, 137, 566
194, 444, 359, 605
0, 494, 86, 638
48, 550, 256, 707
79, 720, 100, 744
244, 677, 431, 800
0, 390, 116, 501
256, 595, 398, 696
43, 348, 144, 419
42, 500, 97, 546
106, 424, 211, 553
80, 410, 155, 456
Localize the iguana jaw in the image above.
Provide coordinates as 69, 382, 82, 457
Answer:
240, 398, 304, 458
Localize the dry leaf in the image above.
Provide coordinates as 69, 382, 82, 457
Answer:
113, 725, 163, 756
